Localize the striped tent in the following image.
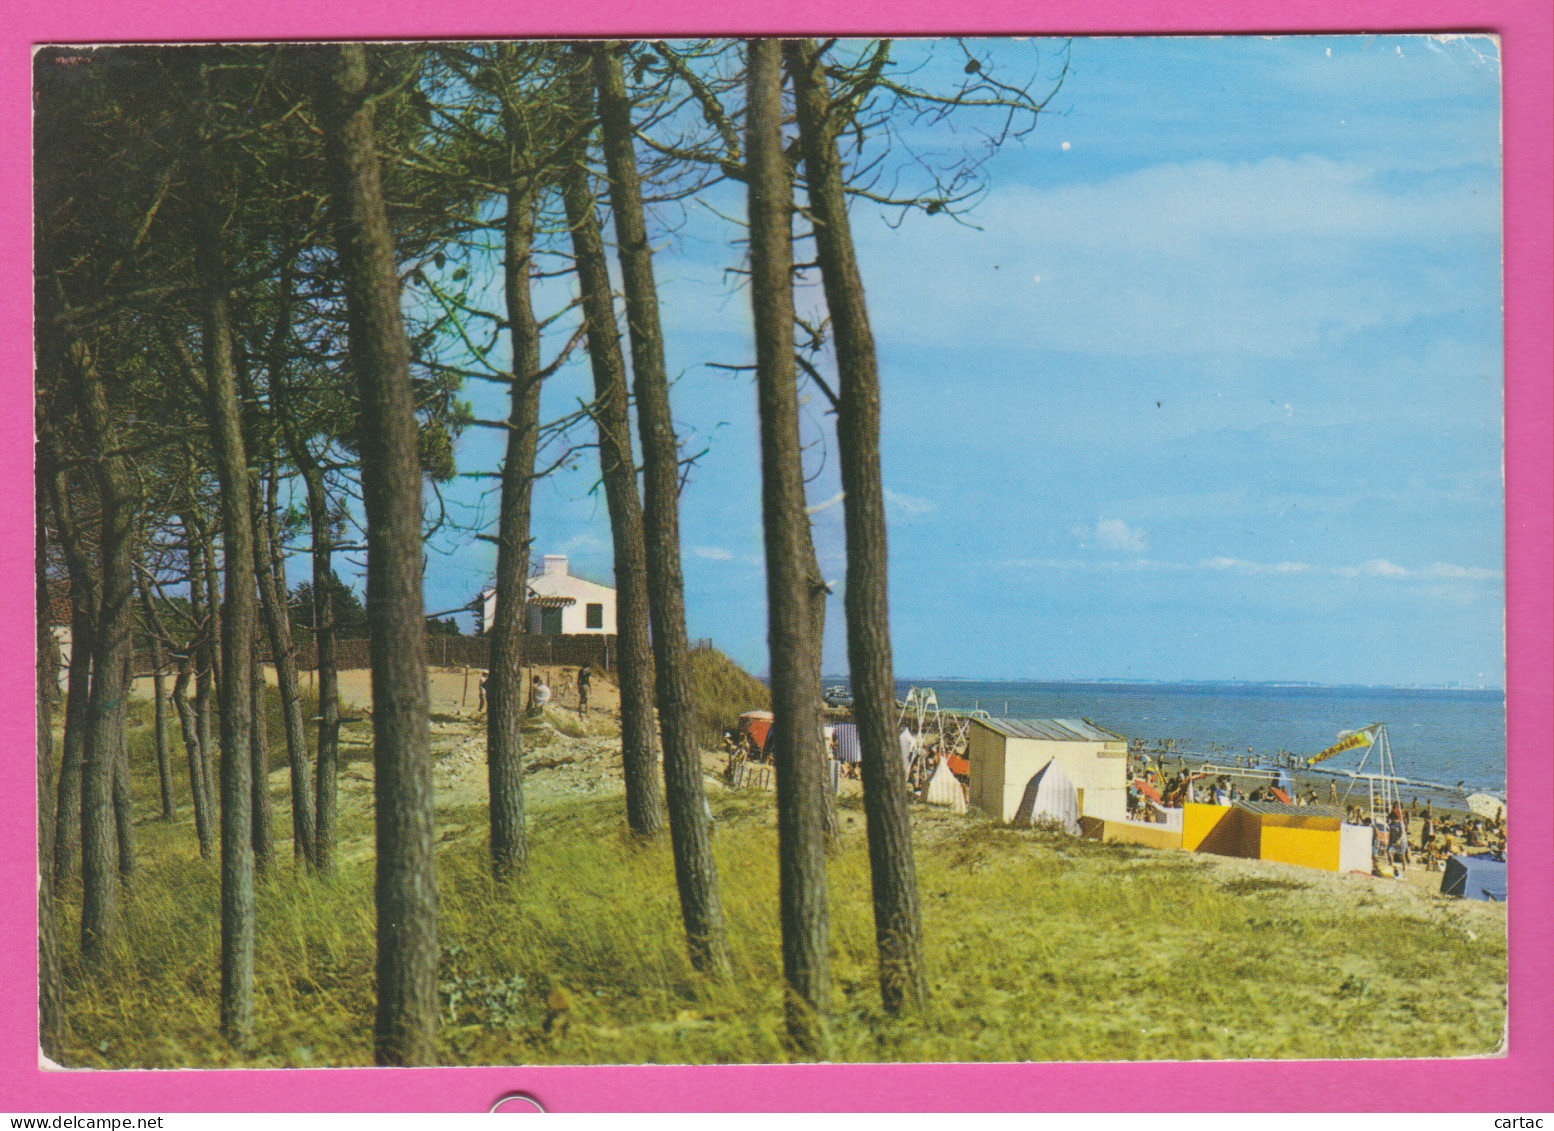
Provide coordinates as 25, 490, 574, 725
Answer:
921, 756, 968, 813
1011, 758, 1081, 835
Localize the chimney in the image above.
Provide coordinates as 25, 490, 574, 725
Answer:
543, 555, 568, 576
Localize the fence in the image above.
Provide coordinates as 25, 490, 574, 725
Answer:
132, 633, 617, 676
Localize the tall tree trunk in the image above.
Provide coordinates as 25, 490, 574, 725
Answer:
111, 651, 135, 883
45, 458, 95, 888
252, 469, 316, 866
186, 519, 219, 821
302, 467, 340, 872
181, 516, 218, 850
593, 40, 730, 975
141, 585, 177, 820
172, 655, 215, 859
66, 333, 134, 963
788, 38, 927, 1013
272, 268, 339, 872
55, 579, 93, 888
196, 256, 258, 1046
315, 41, 438, 1066
199, 517, 225, 812
250, 632, 274, 878
277, 409, 340, 871
558, 62, 662, 838
485, 88, 542, 880
37, 492, 63, 1059
747, 38, 832, 1053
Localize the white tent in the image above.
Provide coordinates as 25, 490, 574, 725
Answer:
920, 757, 968, 813
1011, 758, 1081, 835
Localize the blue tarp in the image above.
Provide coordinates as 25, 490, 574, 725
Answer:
1440, 853, 1507, 902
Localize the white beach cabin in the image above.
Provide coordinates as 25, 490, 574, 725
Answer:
480, 555, 616, 636
967, 717, 1129, 823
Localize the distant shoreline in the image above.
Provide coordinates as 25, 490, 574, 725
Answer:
871, 677, 1506, 694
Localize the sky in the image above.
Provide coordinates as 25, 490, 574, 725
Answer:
411, 35, 1505, 689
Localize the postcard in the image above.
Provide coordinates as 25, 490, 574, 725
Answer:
12, 14, 1552, 1118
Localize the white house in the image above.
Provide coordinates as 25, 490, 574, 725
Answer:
481, 555, 616, 637
967, 717, 1129, 823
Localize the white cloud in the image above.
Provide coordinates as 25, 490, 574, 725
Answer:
860, 153, 1500, 361
1201, 556, 1261, 573
693, 546, 735, 561
1199, 555, 1500, 584
1095, 518, 1148, 552
1359, 558, 1410, 578
987, 556, 1185, 572
990, 553, 1498, 592
1073, 518, 1148, 552
1424, 561, 1501, 580
884, 489, 936, 516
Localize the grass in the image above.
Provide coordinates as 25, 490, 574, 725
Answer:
687, 643, 770, 749
51, 789, 1506, 1067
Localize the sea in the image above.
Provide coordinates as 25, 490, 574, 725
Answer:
870, 679, 1508, 800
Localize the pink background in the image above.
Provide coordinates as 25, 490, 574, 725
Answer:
4, 0, 1548, 1113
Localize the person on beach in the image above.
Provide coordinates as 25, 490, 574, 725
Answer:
576, 663, 591, 715
1389, 809, 1410, 865
528, 674, 551, 717
723, 729, 746, 784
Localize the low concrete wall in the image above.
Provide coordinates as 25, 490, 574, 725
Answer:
1260, 820, 1340, 871
1183, 803, 1347, 871
1079, 815, 1184, 851
1183, 803, 1258, 858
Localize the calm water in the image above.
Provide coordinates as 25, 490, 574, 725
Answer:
876, 679, 1507, 797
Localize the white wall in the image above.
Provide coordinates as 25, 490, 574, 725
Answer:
481, 556, 616, 635
968, 722, 1129, 822
1339, 822, 1373, 874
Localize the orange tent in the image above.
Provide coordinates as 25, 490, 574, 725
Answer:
738, 710, 774, 751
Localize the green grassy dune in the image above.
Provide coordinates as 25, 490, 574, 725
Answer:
51, 800, 1505, 1067
45, 678, 1504, 1068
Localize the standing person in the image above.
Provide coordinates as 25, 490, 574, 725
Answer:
1388, 805, 1409, 866
576, 664, 591, 715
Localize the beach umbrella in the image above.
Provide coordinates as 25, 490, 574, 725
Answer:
1465, 792, 1505, 821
